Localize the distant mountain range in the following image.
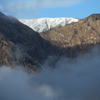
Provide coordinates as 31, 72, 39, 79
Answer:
0, 11, 100, 71
19, 17, 79, 33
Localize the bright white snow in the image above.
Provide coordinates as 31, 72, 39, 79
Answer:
19, 17, 79, 33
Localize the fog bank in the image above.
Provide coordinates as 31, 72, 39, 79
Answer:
0, 47, 100, 100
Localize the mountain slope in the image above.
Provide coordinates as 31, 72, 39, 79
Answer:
39, 14, 100, 57
0, 12, 62, 71
41, 14, 100, 48
19, 17, 79, 33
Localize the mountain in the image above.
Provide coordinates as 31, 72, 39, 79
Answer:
0, 12, 62, 71
19, 17, 79, 33
0, 12, 100, 71
40, 14, 100, 56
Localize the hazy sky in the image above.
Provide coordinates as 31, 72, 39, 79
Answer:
0, 0, 100, 19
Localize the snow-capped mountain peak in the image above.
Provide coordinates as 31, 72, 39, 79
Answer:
19, 17, 79, 33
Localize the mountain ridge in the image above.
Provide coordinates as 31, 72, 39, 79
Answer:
19, 17, 79, 33
40, 14, 100, 48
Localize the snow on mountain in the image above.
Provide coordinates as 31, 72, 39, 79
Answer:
19, 17, 79, 33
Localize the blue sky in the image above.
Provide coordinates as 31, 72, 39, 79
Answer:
0, 0, 100, 19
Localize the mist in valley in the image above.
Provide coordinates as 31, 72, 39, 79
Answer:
0, 47, 100, 100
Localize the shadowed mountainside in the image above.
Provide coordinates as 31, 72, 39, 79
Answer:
0, 12, 62, 71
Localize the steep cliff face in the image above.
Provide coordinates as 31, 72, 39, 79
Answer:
41, 14, 100, 48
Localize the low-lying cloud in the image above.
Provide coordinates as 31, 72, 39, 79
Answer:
0, 46, 100, 100
0, 0, 82, 18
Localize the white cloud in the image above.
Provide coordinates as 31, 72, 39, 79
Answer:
0, 0, 83, 17
39, 0, 83, 8
1, 0, 83, 9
